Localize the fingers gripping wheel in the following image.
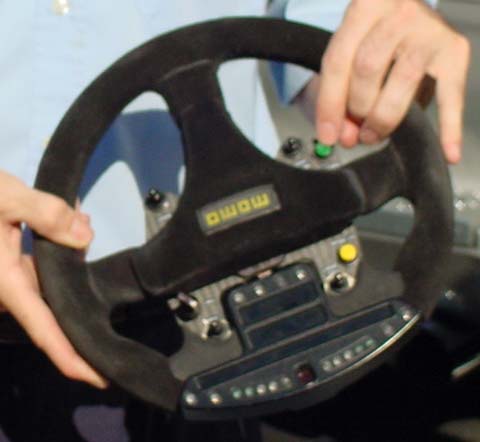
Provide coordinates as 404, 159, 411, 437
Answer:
33, 18, 453, 417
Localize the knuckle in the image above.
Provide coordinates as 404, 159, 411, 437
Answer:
454, 34, 471, 62
353, 48, 382, 78
348, 94, 370, 119
38, 196, 72, 233
321, 48, 347, 75
0, 177, 26, 220
397, 0, 421, 21
368, 110, 398, 135
398, 55, 425, 84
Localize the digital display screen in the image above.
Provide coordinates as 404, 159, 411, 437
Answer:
239, 282, 320, 326
247, 307, 328, 348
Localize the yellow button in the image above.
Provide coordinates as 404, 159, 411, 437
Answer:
338, 243, 358, 263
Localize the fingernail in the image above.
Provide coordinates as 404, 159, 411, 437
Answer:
445, 143, 461, 164
77, 359, 109, 389
317, 122, 338, 145
91, 375, 109, 390
70, 215, 92, 243
89, 374, 109, 390
340, 123, 358, 148
360, 128, 379, 145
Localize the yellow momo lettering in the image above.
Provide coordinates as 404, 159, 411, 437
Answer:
250, 193, 270, 209
237, 199, 252, 214
199, 186, 279, 234
204, 194, 271, 226
219, 204, 238, 221
206, 212, 221, 226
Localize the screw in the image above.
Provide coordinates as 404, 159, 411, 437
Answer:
233, 291, 246, 304
253, 284, 265, 296
295, 269, 307, 280
401, 309, 413, 322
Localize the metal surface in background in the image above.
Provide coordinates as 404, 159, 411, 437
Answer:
438, 0, 480, 195
264, 0, 479, 197
261, 0, 480, 253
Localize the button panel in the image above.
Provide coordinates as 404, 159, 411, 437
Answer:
183, 301, 419, 417
319, 336, 376, 374
227, 264, 329, 351
228, 375, 294, 403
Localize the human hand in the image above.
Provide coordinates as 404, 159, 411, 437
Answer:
0, 170, 107, 389
303, 0, 471, 164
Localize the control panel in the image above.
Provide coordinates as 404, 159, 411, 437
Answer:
181, 299, 416, 419
142, 137, 419, 420
276, 136, 342, 170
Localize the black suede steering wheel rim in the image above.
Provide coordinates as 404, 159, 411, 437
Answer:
33, 18, 453, 412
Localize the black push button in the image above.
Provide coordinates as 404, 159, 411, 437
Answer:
330, 273, 349, 292
281, 137, 303, 155
175, 294, 200, 321
208, 320, 224, 337
145, 188, 166, 209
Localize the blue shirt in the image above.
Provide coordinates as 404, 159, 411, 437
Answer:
0, 1, 364, 441
0, 0, 352, 260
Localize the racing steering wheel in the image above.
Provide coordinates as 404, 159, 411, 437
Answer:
33, 18, 453, 420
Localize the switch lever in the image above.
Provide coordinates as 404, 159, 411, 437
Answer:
174, 293, 200, 321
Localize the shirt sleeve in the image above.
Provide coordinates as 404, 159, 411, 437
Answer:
269, 0, 438, 104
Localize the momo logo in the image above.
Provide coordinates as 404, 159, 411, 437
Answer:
197, 185, 281, 235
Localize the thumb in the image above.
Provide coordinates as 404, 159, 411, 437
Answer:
11, 188, 93, 249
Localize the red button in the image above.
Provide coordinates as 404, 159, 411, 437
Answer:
296, 364, 316, 385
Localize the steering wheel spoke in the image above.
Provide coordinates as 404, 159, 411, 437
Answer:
88, 249, 146, 308
347, 143, 407, 214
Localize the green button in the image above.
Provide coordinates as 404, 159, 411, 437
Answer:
313, 140, 334, 159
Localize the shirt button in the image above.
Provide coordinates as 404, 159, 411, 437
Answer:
52, 0, 70, 16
